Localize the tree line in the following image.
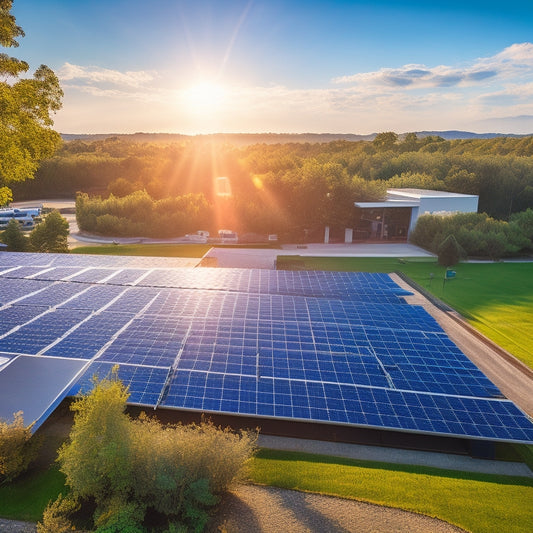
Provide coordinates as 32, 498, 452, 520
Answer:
12, 134, 533, 234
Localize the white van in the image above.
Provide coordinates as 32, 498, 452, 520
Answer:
218, 229, 238, 243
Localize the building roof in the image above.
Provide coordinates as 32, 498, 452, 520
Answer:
355, 188, 478, 208
387, 188, 478, 199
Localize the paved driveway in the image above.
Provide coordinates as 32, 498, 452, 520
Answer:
204, 243, 434, 269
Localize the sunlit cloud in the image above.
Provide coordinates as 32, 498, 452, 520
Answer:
54, 43, 533, 134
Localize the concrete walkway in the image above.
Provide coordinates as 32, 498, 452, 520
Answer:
258, 435, 533, 478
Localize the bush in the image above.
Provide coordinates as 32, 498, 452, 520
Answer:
75, 190, 212, 238
36, 494, 80, 533
411, 210, 532, 258
510, 208, 533, 245
58, 373, 257, 532
94, 499, 146, 533
0, 411, 41, 483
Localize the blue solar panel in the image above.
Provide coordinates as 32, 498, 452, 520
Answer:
1, 266, 55, 278
1, 252, 532, 445
103, 287, 160, 314
0, 308, 92, 355
12, 282, 91, 307
161, 371, 533, 442
0, 278, 49, 304
43, 312, 136, 359
0, 305, 48, 335
103, 269, 150, 285
64, 268, 118, 283
74, 362, 168, 406
58, 285, 128, 310
98, 316, 190, 367
30, 267, 87, 281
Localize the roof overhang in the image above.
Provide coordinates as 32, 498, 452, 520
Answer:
354, 201, 420, 208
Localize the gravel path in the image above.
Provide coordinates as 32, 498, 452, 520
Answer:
0, 485, 466, 533
207, 484, 466, 533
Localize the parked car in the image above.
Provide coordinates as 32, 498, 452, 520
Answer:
185, 230, 210, 243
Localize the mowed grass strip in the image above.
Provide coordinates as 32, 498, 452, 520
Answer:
277, 256, 533, 369
250, 449, 533, 533
71, 243, 212, 257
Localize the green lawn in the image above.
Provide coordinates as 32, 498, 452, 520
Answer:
71, 243, 211, 257
250, 449, 533, 533
277, 256, 533, 369
0, 467, 66, 522
3, 449, 532, 533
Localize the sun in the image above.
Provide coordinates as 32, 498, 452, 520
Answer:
182, 81, 227, 115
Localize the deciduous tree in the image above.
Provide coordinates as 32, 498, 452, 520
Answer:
0, 0, 63, 200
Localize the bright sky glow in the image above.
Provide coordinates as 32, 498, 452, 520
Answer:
182, 82, 228, 116
11, 0, 533, 134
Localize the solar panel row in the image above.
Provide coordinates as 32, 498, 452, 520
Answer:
74, 362, 532, 442
1, 253, 532, 445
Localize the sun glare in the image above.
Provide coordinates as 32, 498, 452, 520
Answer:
182, 81, 227, 115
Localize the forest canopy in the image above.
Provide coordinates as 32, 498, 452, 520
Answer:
11, 133, 533, 239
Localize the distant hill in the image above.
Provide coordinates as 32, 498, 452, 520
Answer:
60, 130, 531, 145
412, 130, 528, 140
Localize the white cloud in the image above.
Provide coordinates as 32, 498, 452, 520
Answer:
59, 62, 155, 87
333, 43, 533, 89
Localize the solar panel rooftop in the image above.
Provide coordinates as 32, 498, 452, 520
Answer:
0, 252, 532, 444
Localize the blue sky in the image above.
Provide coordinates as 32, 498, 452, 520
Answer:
10, 0, 533, 134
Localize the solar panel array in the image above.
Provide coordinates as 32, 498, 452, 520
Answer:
1, 252, 532, 444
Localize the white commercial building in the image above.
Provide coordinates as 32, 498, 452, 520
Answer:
336, 188, 480, 243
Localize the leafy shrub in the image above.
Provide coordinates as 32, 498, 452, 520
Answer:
36, 494, 80, 533
411, 210, 532, 258
94, 499, 146, 533
0, 411, 41, 483
57, 373, 257, 532
76, 191, 211, 238
510, 208, 533, 245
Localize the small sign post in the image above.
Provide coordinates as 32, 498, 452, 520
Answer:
443, 269, 456, 288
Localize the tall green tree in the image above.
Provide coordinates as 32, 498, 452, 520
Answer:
29, 210, 69, 252
0, 0, 63, 201
373, 131, 398, 151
